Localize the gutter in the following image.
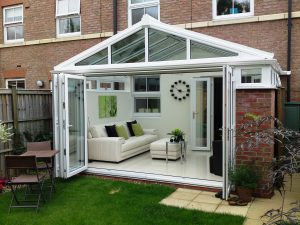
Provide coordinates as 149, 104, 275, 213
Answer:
113, 0, 118, 35
287, 0, 292, 101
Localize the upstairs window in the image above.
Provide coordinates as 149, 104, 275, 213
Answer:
3, 5, 24, 43
56, 0, 81, 37
129, 0, 159, 25
213, 0, 254, 20
6, 79, 25, 89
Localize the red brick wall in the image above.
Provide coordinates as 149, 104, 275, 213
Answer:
236, 89, 276, 197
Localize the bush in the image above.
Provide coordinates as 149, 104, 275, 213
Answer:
229, 165, 261, 189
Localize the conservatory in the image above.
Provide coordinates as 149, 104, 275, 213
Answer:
52, 15, 286, 199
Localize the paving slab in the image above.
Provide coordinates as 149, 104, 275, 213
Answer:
215, 204, 249, 216
160, 197, 190, 208
186, 202, 218, 212
193, 193, 222, 204
169, 191, 199, 201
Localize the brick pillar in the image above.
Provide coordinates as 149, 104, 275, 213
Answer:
235, 89, 276, 198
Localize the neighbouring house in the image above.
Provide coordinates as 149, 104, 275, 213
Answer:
0, 0, 299, 198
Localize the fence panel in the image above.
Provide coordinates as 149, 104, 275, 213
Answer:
0, 89, 52, 177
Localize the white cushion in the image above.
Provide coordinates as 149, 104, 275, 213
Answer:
150, 138, 181, 152
122, 134, 157, 152
89, 125, 107, 138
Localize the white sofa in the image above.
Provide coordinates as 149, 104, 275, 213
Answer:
88, 121, 158, 162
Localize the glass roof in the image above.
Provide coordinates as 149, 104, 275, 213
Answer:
75, 28, 239, 66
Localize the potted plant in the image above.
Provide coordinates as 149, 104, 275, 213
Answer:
168, 128, 185, 143
229, 165, 261, 202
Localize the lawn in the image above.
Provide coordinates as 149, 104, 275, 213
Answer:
0, 176, 245, 225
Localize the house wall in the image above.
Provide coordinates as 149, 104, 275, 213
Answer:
235, 89, 276, 197
0, 0, 299, 101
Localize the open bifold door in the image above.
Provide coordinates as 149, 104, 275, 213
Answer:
53, 73, 88, 178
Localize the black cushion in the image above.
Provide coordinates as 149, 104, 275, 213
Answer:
126, 120, 137, 136
105, 125, 118, 137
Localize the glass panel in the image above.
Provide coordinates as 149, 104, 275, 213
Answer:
149, 28, 186, 61
112, 29, 145, 64
15, 25, 23, 39
68, 0, 80, 14
196, 80, 208, 147
191, 40, 237, 59
135, 98, 147, 112
241, 68, 262, 83
7, 27, 16, 40
217, 0, 250, 16
99, 82, 112, 90
75, 48, 108, 65
148, 98, 160, 113
145, 6, 158, 19
147, 77, 160, 91
131, 0, 155, 4
57, 0, 69, 16
114, 82, 125, 90
132, 8, 144, 25
14, 7, 23, 21
59, 16, 80, 34
134, 77, 146, 92
68, 78, 85, 173
16, 80, 25, 89
5, 8, 14, 23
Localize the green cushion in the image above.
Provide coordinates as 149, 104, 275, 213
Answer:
116, 125, 129, 140
132, 123, 144, 136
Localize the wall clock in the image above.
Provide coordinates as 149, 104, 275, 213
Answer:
170, 80, 190, 101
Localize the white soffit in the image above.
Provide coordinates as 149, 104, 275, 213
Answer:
54, 15, 274, 71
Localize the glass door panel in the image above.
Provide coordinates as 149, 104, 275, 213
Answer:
191, 78, 211, 151
65, 75, 87, 178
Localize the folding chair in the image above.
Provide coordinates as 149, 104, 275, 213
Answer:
27, 141, 56, 197
5, 155, 46, 212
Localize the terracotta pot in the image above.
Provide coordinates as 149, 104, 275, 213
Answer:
237, 186, 253, 202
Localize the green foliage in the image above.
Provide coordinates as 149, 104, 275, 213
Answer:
0, 121, 13, 143
229, 165, 261, 189
168, 128, 185, 142
0, 176, 245, 225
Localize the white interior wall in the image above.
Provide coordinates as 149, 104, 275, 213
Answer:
86, 91, 133, 126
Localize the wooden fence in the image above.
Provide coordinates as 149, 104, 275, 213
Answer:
0, 88, 52, 177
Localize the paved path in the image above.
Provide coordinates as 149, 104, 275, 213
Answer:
160, 174, 300, 225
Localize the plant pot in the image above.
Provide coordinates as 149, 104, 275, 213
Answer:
237, 186, 253, 202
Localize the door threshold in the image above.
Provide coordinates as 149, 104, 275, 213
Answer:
85, 167, 223, 189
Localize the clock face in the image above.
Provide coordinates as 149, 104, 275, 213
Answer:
170, 80, 190, 101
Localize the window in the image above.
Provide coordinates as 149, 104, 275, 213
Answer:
213, 0, 254, 20
241, 68, 262, 83
86, 78, 127, 91
56, 0, 81, 37
129, 0, 159, 25
3, 5, 24, 43
5, 79, 25, 89
133, 76, 160, 114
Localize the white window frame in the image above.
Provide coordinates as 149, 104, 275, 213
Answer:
5, 78, 26, 89
56, 0, 81, 38
212, 0, 254, 21
3, 5, 24, 44
132, 75, 161, 117
128, 0, 160, 26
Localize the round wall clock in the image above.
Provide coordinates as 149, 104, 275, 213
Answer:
170, 80, 190, 101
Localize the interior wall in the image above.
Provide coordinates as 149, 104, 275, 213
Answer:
86, 91, 133, 126
135, 71, 222, 144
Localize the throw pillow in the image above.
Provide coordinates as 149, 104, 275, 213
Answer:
105, 125, 118, 137
132, 123, 144, 136
126, 120, 137, 136
116, 125, 129, 140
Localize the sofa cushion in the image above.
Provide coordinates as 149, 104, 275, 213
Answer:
126, 120, 137, 136
90, 125, 107, 138
122, 134, 157, 152
116, 125, 129, 140
132, 123, 144, 136
105, 125, 118, 137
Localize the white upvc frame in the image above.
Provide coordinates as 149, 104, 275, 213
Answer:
3, 5, 24, 44
63, 74, 88, 178
212, 0, 254, 21
132, 75, 161, 117
5, 78, 26, 89
128, 0, 160, 26
190, 77, 212, 151
56, 0, 81, 38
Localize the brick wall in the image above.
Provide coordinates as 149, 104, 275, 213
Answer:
236, 89, 276, 197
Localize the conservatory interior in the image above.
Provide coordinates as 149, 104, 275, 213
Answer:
53, 15, 285, 191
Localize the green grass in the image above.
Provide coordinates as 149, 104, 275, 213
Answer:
0, 176, 245, 225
